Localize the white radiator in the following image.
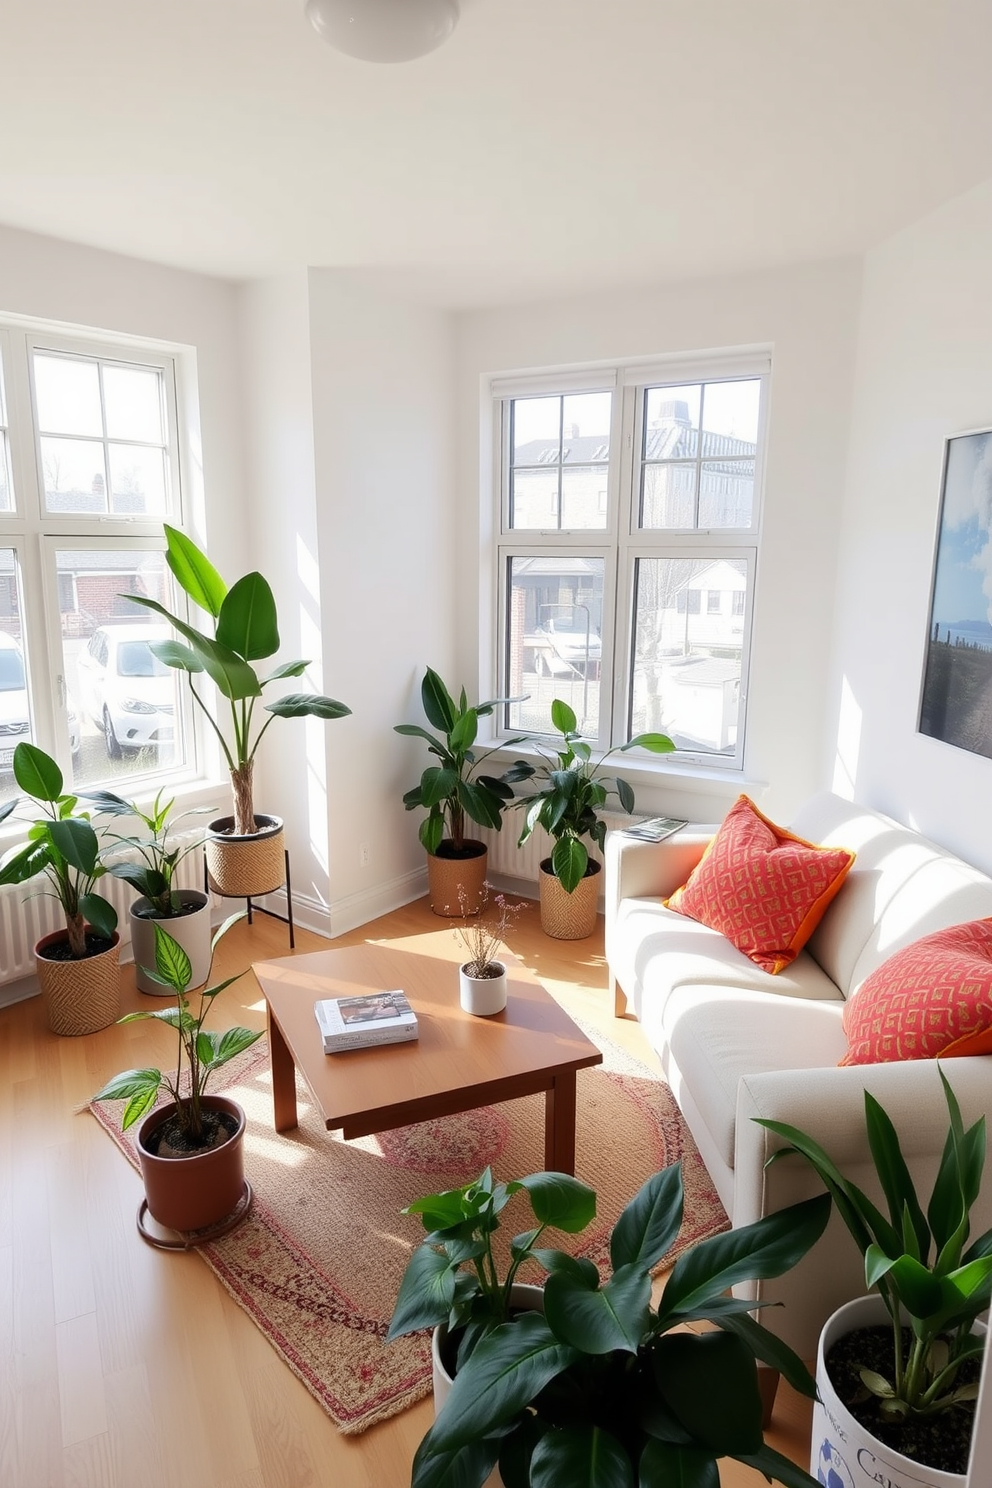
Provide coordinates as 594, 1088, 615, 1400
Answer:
0, 846, 206, 986
478, 810, 641, 884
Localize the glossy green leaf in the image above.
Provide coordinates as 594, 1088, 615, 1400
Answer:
75, 789, 133, 816
550, 699, 578, 735
121, 1085, 162, 1130
551, 836, 588, 893
12, 741, 63, 801
530, 1426, 633, 1488
151, 638, 204, 673
531, 1251, 600, 1285
49, 817, 99, 874
421, 767, 459, 808
755, 1117, 896, 1257
261, 659, 309, 683
610, 1165, 684, 1272
715, 1312, 818, 1400
864, 1091, 930, 1259
93, 1067, 162, 1103
458, 780, 504, 831
421, 813, 445, 855
387, 1245, 459, 1339
210, 910, 248, 955
213, 1026, 263, 1066
616, 777, 635, 815
622, 733, 676, 755
449, 708, 479, 755
544, 1262, 650, 1353
411, 1434, 501, 1488
653, 1333, 763, 1454
638, 1442, 719, 1488
0, 841, 48, 885
216, 571, 279, 660
161, 524, 226, 616
422, 668, 459, 734
265, 693, 351, 720
127, 594, 261, 700
518, 1172, 596, 1232
152, 923, 192, 993
79, 893, 118, 939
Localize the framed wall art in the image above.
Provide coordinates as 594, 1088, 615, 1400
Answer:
919, 426, 992, 757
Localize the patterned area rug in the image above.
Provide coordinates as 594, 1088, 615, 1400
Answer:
89, 1019, 728, 1435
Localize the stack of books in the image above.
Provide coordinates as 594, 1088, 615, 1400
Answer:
314, 990, 419, 1054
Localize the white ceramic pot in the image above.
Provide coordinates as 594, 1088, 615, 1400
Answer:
811, 1295, 980, 1488
459, 960, 508, 1016
130, 889, 212, 995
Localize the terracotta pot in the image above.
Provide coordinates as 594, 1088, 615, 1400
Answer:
136, 1095, 247, 1233
538, 859, 601, 939
205, 814, 285, 897
35, 928, 121, 1036
427, 840, 487, 916
811, 1294, 982, 1488
130, 890, 212, 996
459, 960, 507, 1016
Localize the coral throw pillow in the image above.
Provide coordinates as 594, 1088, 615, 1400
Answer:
666, 795, 855, 974
841, 920, 992, 1066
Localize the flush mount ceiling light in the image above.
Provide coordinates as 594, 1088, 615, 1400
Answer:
305, 0, 460, 62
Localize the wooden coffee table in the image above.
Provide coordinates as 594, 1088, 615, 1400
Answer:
252, 935, 603, 1175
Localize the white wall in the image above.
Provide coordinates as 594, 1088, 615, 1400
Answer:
826, 177, 992, 872
455, 260, 863, 825
305, 271, 455, 931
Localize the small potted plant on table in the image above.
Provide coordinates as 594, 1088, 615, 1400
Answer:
93, 914, 262, 1242
757, 1068, 991, 1486
0, 741, 120, 1036
395, 667, 526, 916
452, 884, 524, 1016
391, 1162, 830, 1487
509, 699, 674, 939
127, 524, 351, 898
83, 787, 214, 996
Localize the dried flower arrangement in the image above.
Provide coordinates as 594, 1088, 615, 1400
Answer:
452, 883, 524, 978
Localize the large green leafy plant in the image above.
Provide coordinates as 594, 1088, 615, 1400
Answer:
128, 525, 351, 836
403, 1163, 830, 1488
0, 741, 117, 957
509, 699, 675, 892
93, 913, 260, 1144
395, 668, 525, 855
81, 787, 212, 918
388, 1168, 596, 1370
756, 1068, 992, 1426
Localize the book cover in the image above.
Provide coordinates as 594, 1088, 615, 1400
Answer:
622, 816, 689, 842
314, 990, 418, 1053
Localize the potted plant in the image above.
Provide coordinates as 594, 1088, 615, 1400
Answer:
0, 741, 120, 1036
392, 1162, 830, 1488
395, 667, 526, 915
93, 913, 262, 1237
126, 523, 351, 897
452, 885, 524, 1016
81, 787, 214, 996
508, 699, 674, 939
757, 1068, 992, 1485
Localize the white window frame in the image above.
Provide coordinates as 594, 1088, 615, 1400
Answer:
491, 352, 770, 771
0, 321, 200, 792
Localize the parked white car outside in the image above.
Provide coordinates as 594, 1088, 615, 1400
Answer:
76, 623, 177, 760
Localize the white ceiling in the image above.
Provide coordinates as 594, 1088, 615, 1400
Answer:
0, 0, 990, 307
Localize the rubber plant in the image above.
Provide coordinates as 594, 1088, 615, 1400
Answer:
0, 741, 117, 957
509, 698, 675, 892
126, 524, 351, 836
395, 667, 526, 854
400, 1163, 830, 1488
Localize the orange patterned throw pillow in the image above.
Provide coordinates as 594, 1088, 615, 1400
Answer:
665, 795, 855, 974
840, 919, 992, 1066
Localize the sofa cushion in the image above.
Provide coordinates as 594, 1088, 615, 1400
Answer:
841, 919, 992, 1065
666, 795, 855, 974
613, 896, 843, 1030
663, 989, 847, 1170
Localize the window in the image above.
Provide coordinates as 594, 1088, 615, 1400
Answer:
494, 359, 767, 767
0, 328, 193, 805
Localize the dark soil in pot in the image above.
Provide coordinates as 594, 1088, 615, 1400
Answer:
539, 857, 602, 880
39, 932, 116, 961
435, 839, 486, 861
826, 1324, 979, 1475
132, 899, 203, 921
144, 1106, 239, 1158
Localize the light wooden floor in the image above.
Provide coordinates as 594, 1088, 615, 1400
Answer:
0, 896, 814, 1487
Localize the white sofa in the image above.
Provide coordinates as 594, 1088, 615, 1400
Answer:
605, 790, 992, 1358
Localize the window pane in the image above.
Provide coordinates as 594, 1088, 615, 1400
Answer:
505, 555, 604, 737
640, 461, 696, 528
0, 550, 29, 805
34, 353, 103, 436
561, 466, 610, 529
644, 385, 701, 458
630, 556, 747, 756
103, 363, 164, 443
701, 379, 760, 446
42, 436, 109, 514
698, 458, 755, 528
510, 391, 610, 532
511, 467, 559, 528
108, 443, 167, 516
59, 548, 186, 787
513, 395, 561, 456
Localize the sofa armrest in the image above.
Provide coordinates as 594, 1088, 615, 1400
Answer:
605, 825, 717, 1016
730, 1058, 992, 1357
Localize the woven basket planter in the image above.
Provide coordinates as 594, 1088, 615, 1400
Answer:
427, 841, 488, 916
36, 929, 122, 1036
538, 859, 601, 940
205, 814, 285, 898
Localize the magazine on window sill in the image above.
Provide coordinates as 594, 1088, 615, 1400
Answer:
620, 816, 689, 842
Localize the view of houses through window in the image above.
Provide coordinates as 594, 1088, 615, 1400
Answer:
497, 366, 766, 765
0, 332, 188, 806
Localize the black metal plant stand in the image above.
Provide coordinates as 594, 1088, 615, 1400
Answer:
203, 847, 296, 950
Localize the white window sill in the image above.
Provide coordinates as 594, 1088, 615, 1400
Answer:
0, 772, 232, 852
483, 738, 767, 800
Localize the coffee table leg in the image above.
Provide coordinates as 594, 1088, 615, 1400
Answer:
267, 1002, 298, 1132
544, 1071, 577, 1175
